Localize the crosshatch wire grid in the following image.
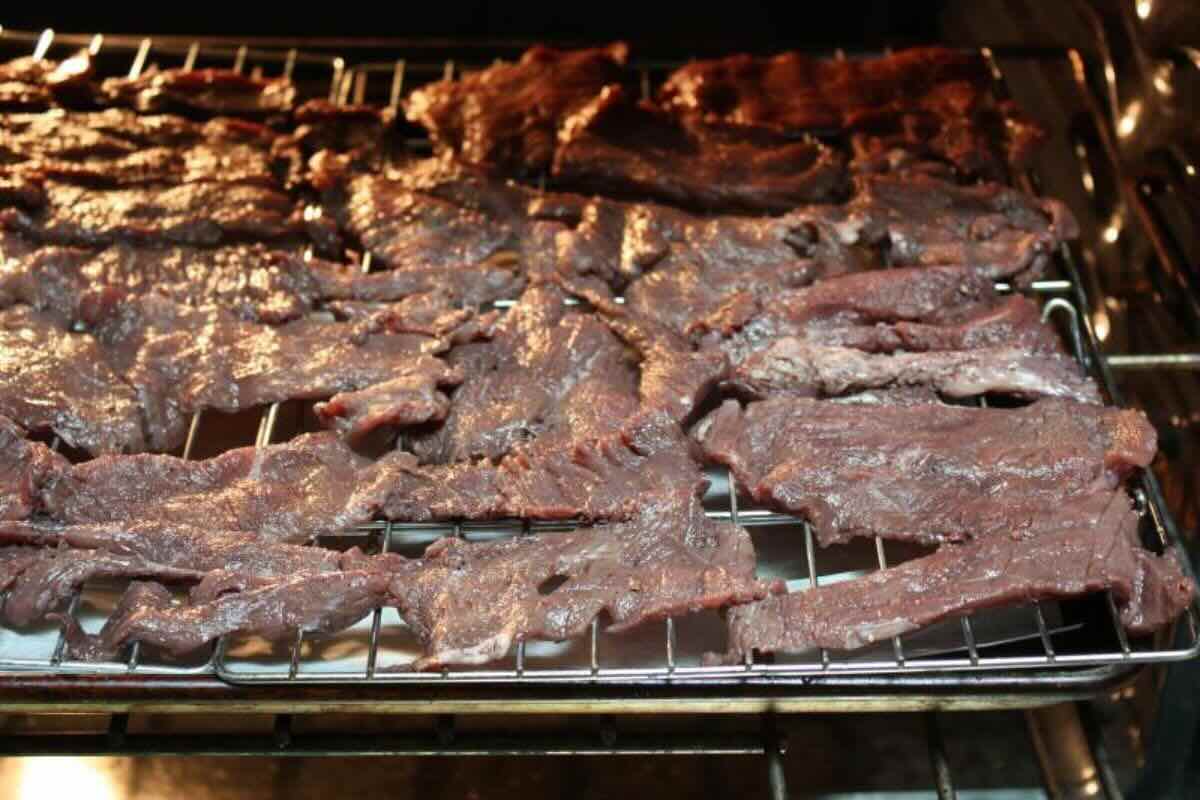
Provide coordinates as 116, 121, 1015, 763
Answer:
0, 29, 1195, 686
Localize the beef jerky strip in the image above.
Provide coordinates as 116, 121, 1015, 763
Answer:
686, 264, 1064, 364
101, 68, 297, 116
315, 357, 464, 442
94, 295, 479, 451
314, 155, 817, 298
2, 549, 204, 627
34, 414, 701, 541
404, 42, 629, 175
0, 52, 94, 110
0, 520, 343, 603
383, 414, 705, 523
39, 431, 404, 542
552, 84, 847, 213
309, 154, 545, 302
408, 284, 724, 465
0, 110, 282, 187
622, 190, 1074, 338
848, 98, 1046, 181
727, 341, 1099, 404
711, 491, 1193, 662
390, 496, 780, 670
273, 100, 396, 187
0, 545, 47, 591
0, 109, 275, 162
0, 179, 304, 247
0, 415, 68, 519
408, 284, 641, 464
0, 305, 147, 454
62, 570, 395, 662
660, 47, 990, 131
804, 173, 1077, 280
695, 396, 1156, 547
0, 233, 504, 326
658, 47, 1040, 178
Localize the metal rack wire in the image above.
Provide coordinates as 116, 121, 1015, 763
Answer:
0, 29, 1196, 695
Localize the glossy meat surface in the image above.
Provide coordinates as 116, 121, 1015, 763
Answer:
714, 492, 1193, 660
391, 496, 779, 670
40, 431, 403, 541
726, 340, 1100, 404
0, 416, 68, 519
553, 84, 847, 213
101, 68, 297, 116
405, 43, 629, 174
696, 396, 1157, 546
0, 305, 146, 454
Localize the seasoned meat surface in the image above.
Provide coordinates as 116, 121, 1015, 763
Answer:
695, 396, 1157, 547
713, 492, 1192, 661
553, 84, 847, 213
390, 496, 780, 670
101, 68, 297, 116
405, 43, 629, 174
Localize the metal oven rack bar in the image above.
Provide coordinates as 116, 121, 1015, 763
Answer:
0, 30, 1195, 712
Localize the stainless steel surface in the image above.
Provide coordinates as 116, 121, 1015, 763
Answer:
0, 30, 1196, 703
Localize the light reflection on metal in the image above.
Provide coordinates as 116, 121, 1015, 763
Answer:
1153, 63, 1173, 95
32, 29, 53, 61
1093, 309, 1111, 342
1137, 0, 1153, 21
1118, 100, 1142, 137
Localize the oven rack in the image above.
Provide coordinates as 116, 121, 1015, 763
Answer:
0, 28, 1195, 699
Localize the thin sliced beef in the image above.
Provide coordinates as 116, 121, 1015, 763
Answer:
404, 42, 629, 175
39, 431, 403, 541
409, 285, 640, 464
726, 341, 1099, 404
0, 519, 343, 603
0, 305, 146, 454
0, 110, 281, 187
274, 100, 395, 187
2, 549, 203, 627
315, 356, 464, 442
408, 285, 723, 466
552, 84, 847, 213
848, 99, 1046, 181
0, 234, 496, 326
62, 570, 394, 661
0, 109, 272, 162
317, 154, 833, 298
0, 52, 94, 110
383, 414, 706, 523
658, 47, 1041, 178
0, 416, 68, 519
8, 142, 280, 188
687, 264, 1064, 365
623, 189, 1075, 338
34, 415, 702, 538
0, 180, 304, 247
101, 68, 296, 116
310, 153, 552, 302
712, 491, 1193, 662
390, 496, 780, 670
0, 545, 43, 591
93, 295, 477, 450
695, 396, 1157, 547
805, 173, 1077, 279
660, 47, 989, 131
